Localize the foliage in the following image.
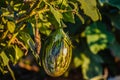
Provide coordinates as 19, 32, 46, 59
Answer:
0, 0, 120, 80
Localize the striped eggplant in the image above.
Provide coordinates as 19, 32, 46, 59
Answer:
42, 29, 72, 77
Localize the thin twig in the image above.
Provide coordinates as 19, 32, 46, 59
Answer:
14, 38, 28, 55
35, 13, 41, 54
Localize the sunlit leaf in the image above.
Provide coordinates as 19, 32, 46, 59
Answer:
2, 17, 7, 24
7, 21, 16, 33
19, 32, 41, 66
4, 46, 16, 64
1, 48, 16, 80
19, 31, 35, 49
50, 7, 63, 24
39, 22, 52, 36
55, 0, 68, 5
0, 51, 9, 66
81, 53, 90, 79
62, 6, 75, 23
14, 3, 22, 11
85, 22, 115, 54
49, 5, 63, 22
63, 12, 75, 23
0, 24, 4, 29
73, 57, 82, 68
81, 52, 102, 79
14, 45, 23, 61
45, 1, 63, 27
1, 8, 10, 16
19, 32, 31, 42
73, 46, 103, 79
0, 65, 8, 74
77, 0, 101, 21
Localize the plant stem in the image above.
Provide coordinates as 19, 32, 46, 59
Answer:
35, 13, 41, 54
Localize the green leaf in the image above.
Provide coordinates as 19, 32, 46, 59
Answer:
0, 50, 15, 80
55, 0, 68, 5
7, 21, 16, 33
0, 65, 8, 74
63, 11, 75, 23
62, 6, 75, 23
14, 45, 23, 61
50, 6, 63, 26
73, 47, 83, 68
99, 0, 120, 9
19, 31, 35, 51
85, 22, 115, 54
47, 13, 59, 27
39, 22, 52, 36
27, 38, 41, 66
0, 24, 4, 29
1, 7, 10, 16
73, 56, 82, 68
44, 1, 63, 27
73, 46, 103, 79
83, 50, 103, 79
83, 61, 102, 79
19, 32, 41, 66
27, 38, 35, 52
14, 3, 22, 11
77, 0, 101, 21
37, 14, 52, 36
80, 52, 102, 79
0, 51, 9, 66
4, 46, 16, 64
19, 32, 31, 42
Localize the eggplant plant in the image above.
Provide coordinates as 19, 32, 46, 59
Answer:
0, 0, 120, 80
